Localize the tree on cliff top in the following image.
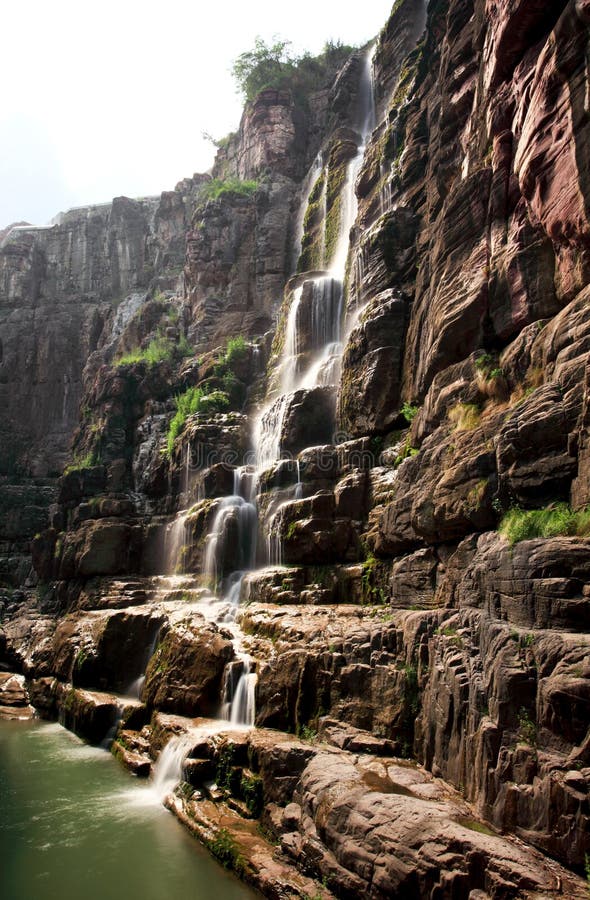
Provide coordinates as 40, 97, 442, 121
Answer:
232, 37, 295, 101
232, 36, 355, 103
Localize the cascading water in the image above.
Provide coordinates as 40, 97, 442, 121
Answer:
280, 286, 303, 392
203, 469, 257, 593
164, 511, 188, 575
291, 153, 324, 271
151, 734, 194, 800
229, 657, 257, 726
220, 654, 257, 727
253, 44, 377, 461
149, 46, 378, 762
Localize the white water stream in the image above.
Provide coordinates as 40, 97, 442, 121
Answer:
148, 47, 377, 793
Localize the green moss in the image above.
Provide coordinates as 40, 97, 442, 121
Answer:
390, 44, 422, 109
324, 152, 348, 267
298, 170, 327, 272
207, 828, 245, 875
64, 450, 100, 475
456, 818, 496, 836
499, 504, 590, 544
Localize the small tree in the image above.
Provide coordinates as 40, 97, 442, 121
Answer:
231, 36, 295, 100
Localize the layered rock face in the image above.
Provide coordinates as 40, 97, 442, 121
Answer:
0, 186, 202, 585
2, 1, 590, 898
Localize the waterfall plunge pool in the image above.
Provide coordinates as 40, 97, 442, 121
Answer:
0, 718, 255, 900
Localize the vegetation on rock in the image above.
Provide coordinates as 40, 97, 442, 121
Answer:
232, 36, 355, 104
499, 504, 590, 544
116, 333, 192, 368
166, 387, 230, 457
198, 177, 258, 203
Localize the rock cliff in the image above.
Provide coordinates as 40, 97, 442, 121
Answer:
1, 1, 590, 898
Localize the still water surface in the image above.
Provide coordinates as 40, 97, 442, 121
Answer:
0, 718, 255, 900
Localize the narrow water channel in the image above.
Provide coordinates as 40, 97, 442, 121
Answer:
0, 719, 255, 900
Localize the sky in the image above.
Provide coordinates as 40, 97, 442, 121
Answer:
1, 0, 394, 227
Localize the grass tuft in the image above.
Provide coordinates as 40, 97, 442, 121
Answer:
499, 504, 590, 544
166, 387, 230, 457
448, 402, 481, 431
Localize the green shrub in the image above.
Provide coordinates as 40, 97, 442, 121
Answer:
403, 664, 419, 718
166, 387, 230, 456
297, 724, 318, 742
401, 401, 419, 424
394, 434, 419, 466
475, 352, 494, 372
499, 504, 590, 544
232, 36, 354, 103
225, 335, 248, 365
240, 773, 263, 817
517, 707, 537, 747
199, 177, 258, 202
116, 332, 192, 368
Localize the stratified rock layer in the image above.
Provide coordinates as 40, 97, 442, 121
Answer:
2, 1, 590, 897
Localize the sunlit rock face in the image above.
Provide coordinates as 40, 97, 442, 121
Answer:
2, 1, 590, 896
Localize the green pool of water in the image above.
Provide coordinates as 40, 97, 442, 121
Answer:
0, 718, 255, 900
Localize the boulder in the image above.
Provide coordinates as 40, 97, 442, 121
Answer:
142, 618, 234, 717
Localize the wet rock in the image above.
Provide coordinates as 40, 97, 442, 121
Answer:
338, 291, 409, 437
51, 607, 164, 694
278, 387, 337, 458
142, 617, 234, 718
60, 519, 142, 578
0, 672, 34, 718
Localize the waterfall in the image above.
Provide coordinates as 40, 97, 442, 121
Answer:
310, 277, 342, 349
295, 459, 303, 500
254, 394, 290, 473
267, 527, 283, 566
203, 486, 257, 592
291, 154, 324, 271
183, 440, 192, 498
125, 626, 161, 701
280, 286, 303, 392
150, 46, 378, 757
318, 175, 328, 269
229, 659, 257, 726
126, 675, 145, 700
221, 655, 257, 727
151, 732, 201, 801
164, 511, 188, 575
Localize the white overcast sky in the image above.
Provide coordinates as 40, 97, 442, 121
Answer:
1, 0, 394, 227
